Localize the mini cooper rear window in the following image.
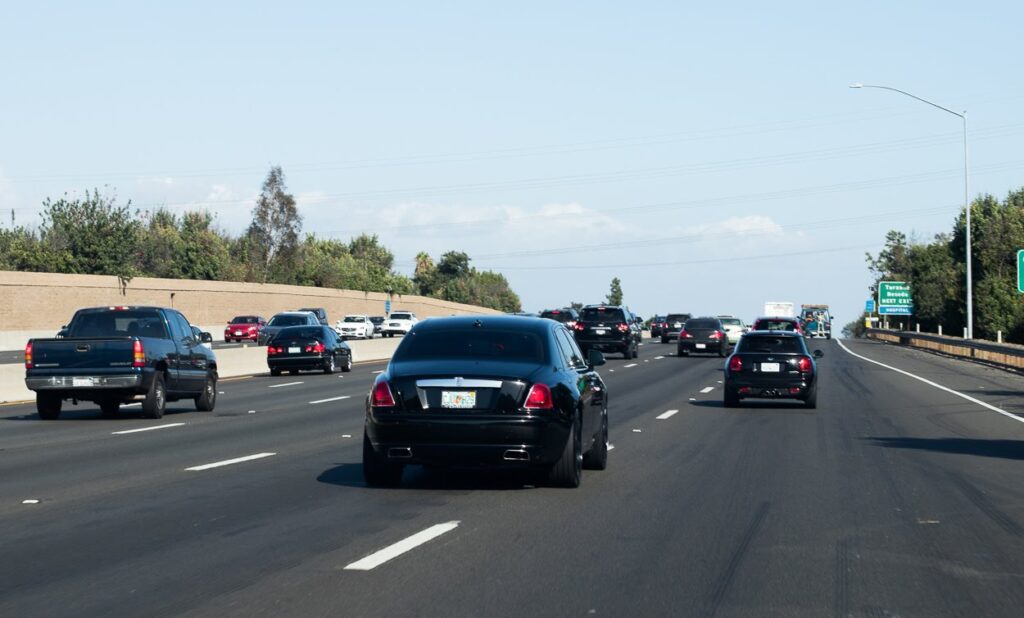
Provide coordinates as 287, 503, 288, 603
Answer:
395, 329, 546, 363
737, 336, 805, 354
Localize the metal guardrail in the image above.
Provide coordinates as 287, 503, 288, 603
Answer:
864, 328, 1024, 371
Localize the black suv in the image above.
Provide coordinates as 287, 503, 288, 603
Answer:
660, 312, 693, 343
576, 304, 642, 359
539, 308, 581, 333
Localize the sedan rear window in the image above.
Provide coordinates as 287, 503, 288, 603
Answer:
665, 313, 690, 323
230, 316, 260, 324
580, 308, 625, 322
685, 319, 719, 330
737, 336, 806, 354
390, 313, 412, 320
269, 314, 310, 327
343, 316, 367, 322
271, 326, 327, 340
395, 329, 546, 363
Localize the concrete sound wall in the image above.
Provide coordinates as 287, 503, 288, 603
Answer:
0, 270, 501, 347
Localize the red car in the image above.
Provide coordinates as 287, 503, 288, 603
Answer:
224, 315, 266, 343
751, 316, 803, 335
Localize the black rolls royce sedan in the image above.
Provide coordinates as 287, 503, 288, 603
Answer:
362, 315, 610, 488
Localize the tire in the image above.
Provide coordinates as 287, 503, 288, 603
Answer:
622, 346, 631, 360
323, 354, 335, 374
37, 393, 62, 420
342, 354, 353, 372
100, 400, 119, 417
678, 348, 689, 357
288, 369, 299, 376
270, 367, 281, 377
362, 432, 403, 487
718, 345, 728, 358
582, 411, 608, 471
142, 372, 167, 419
724, 388, 740, 408
661, 337, 668, 344
195, 372, 217, 411
545, 414, 582, 488
804, 384, 818, 409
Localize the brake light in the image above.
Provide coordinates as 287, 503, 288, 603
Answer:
132, 339, 145, 367
680, 330, 693, 339
524, 383, 553, 410
24, 342, 33, 369
566, 320, 577, 329
372, 381, 396, 407
797, 356, 812, 372
267, 346, 283, 356
710, 330, 723, 339
728, 356, 742, 372
573, 322, 584, 332
616, 323, 629, 333
305, 342, 326, 353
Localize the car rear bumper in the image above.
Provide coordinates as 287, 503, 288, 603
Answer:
26, 374, 143, 390
366, 413, 571, 467
677, 341, 726, 353
577, 338, 628, 352
726, 377, 813, 399
267, 354, 335, 370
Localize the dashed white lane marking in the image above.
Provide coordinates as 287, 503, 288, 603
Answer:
112, 423, 186, 435
22, 499, 40, 505
122, 403, 141, 408
655, 355, 665, 360
342, 434, 353, 438
717, 380, 723, 384
656, 409, 679, 420
623, 363, 638, 368
344, 521, 460, 571
837, 340, 1024, 425
689, 397, 696, 401
372, 370, 384, 374
700, 387, 715, 394
631, 428, 642, 433
185, 452, 276, 471
269, 381, 304, 388
310, 395, 351, 404
608, 444, 615, 451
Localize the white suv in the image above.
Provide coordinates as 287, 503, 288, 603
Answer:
717, 315, 747, 345
382, 311, 418, 337
335, 315, 374, 339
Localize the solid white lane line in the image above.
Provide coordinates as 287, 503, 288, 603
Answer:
269, 381, 304, 388
310, 395, 351, 404
656, 409, 680, 420
623, 363, 638, 368
344, 521, 460, 571
185, 453, 277, 471
112, 423, 185, 435
700, 387, 715, 394
837, 339, 1024, 425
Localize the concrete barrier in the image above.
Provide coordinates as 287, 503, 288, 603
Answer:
0, 337, 401, 405
865, 328, 1024, 372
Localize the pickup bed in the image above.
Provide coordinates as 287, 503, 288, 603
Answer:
25, 306, 217, 420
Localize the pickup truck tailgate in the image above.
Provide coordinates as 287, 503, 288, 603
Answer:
30, 338, 137, 371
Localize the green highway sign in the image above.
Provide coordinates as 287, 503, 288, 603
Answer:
878, 281, 913, 315
1018, 250, 1024, 293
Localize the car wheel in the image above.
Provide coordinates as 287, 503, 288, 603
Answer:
582, 411, 608, 471
37, 393, 62, 420
195, 372, 217, 411
100, 400, 119, 417
142, 372, 167, 419
362, 431, 403, 487
661, 337, 668, 344
342, 354, 353, 372
678, 348, 689, 357
323, 354, 335, 375
718, 345, 728, 358
804, 385, 818, 409
633, 342, 640, 359
288, 369, 299, 375
270, 367, 281, 377
545, 414, 582, 488
724, 387, 740, 408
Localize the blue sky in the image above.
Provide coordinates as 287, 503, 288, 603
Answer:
2, 1, 1023, 328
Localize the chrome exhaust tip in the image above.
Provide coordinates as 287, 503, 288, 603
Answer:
503, 449, 530, 461
388, 447, 413, 459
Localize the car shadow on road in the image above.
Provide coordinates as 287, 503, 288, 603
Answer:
864, 437, 1024, 461
689, 400, 814, 412
317, 463, 536, 491
2, 405, 196, 421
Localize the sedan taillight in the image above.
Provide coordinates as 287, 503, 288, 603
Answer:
524, 383, 553, 410
372, 381, 396, 407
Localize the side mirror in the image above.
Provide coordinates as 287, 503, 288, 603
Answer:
57, 329, 68, 338
201, 332, 213, 344
587, 349, 606, 368
813, 349, 824, 359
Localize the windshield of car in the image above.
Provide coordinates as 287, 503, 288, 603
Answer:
390, 313, 412, 320
540, 310, 574, 322
370, 317, 385, 324
756, 319, 797, 331
271, 326, 325, 341
268, 314, 310, 327
737, 335, 805, 354
67, 310, 168, 339
720, 318, 743, 327
343, 316, 366, 322
394, 329, 546, 363
665, 313, 690, 323
230, 316, 260, 324
685, 319, 720, 330
580, 307, 625, 322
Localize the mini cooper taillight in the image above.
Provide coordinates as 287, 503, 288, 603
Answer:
372, 381, 396, 407
728, 356, 742, 372
797, 356, 813, 373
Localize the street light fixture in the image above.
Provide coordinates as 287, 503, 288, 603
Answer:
849, 83, 972, 338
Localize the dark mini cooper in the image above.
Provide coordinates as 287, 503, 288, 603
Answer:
362, 316, 610, 488
266, 325, 352, 375
723, 331, 823, 408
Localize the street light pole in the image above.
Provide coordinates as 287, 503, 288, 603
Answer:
849, 83, 972, 339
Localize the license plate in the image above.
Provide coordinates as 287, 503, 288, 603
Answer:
288, 347, 301, 354
234, 331, 243, 336
594, 329, 607, 335
761, 362, 781, 372
72, 377, 94, 387
441, 391, 476, 409
390, 323, 400, 327
696, 343, 706, 349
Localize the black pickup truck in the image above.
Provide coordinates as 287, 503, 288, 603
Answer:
25, 306, 218, 420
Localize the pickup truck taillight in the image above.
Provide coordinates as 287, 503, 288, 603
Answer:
616, 323, 629, 333
24, 342, 33, 369
132, 339, 145, 367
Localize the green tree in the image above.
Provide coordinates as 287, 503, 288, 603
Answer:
245, 166, 302, 283
39, 189, 140, 279
606, 277, 623, 305
413, 251, 438, 295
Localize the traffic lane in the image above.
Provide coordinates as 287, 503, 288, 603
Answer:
0, 341, 716, 617
188, 339, 1024, 617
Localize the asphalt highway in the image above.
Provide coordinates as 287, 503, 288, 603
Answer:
4, 339, 1024, 616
